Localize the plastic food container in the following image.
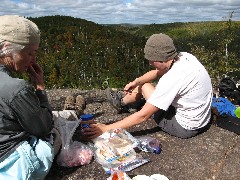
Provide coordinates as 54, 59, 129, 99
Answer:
80, 114, 94, 129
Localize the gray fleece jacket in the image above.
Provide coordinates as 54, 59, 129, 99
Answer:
0, 65, 53, 161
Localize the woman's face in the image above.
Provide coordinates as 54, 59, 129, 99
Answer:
12, 44, 39, 73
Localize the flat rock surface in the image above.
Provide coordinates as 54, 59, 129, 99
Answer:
45, 89, 240, 180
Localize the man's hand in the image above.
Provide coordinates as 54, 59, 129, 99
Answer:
83, 123, 108, 139
123, 81, 139, 94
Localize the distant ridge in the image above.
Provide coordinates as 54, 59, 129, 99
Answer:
24, 15, 239, 89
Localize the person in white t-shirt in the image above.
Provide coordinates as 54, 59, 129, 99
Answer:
85, 33, 213, 139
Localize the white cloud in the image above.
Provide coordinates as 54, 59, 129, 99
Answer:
1, 0, 239, 24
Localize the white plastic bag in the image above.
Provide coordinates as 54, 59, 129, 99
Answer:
55, 117, 93, 167
132, 174, 169, 180
52, 110, 78, 121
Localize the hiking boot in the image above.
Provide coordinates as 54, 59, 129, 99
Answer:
127, 97, 146, 113
63, 95, 75, 110
75, 95, 86, 116
106, 88, 125, 113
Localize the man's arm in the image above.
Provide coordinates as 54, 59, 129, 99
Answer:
85, 102, 159, 139
124, 69, 160, 92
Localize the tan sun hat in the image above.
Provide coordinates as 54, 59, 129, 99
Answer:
0, 15, 40, 45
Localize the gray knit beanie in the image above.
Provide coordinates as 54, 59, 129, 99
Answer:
144, 33, 178, 62
0, 15, 40, 45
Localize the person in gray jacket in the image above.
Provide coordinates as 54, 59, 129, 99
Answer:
0, 15, 60, 179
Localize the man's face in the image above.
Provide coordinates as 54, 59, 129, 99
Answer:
149, 60, 169, 73
12, 44, 39, 73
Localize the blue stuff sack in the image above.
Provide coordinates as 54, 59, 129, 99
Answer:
212, 97, 236, 117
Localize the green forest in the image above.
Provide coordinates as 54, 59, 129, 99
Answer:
26, 15, 239, 89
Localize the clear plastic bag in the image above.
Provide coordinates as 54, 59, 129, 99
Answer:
55, 117, 93, 167
135, 136, 162, 154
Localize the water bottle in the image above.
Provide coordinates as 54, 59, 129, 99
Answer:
136, 136, 162, 154
235, 107, 240, 118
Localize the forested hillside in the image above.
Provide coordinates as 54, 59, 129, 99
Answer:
27, 15, 239, 89
112, 21, 240, 83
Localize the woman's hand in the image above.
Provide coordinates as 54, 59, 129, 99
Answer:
83, 123, 109, 139
27, 63, 45, 90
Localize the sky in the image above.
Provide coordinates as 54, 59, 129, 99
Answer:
0, 0, 239, 24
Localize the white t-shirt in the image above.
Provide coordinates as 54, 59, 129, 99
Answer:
147, 52, 213, 130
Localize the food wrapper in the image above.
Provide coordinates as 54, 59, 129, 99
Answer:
107, 170, 131, 180
93, 129, 149, 173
